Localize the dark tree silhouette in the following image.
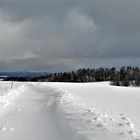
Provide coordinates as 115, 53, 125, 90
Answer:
3, 67, 140, 87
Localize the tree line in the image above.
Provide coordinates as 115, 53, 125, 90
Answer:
3, 67, 140, 87
110, 67, 140, 86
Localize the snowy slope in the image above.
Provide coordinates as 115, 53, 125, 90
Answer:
0, 81, 139, 140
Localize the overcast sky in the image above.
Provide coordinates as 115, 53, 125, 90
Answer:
0, 1, 140, 72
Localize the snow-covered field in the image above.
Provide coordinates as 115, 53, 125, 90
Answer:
0, 81, 140, 140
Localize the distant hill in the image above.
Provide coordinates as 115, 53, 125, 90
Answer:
0, 72, 48, 78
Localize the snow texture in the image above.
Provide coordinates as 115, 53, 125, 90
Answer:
0, 81, 139, 140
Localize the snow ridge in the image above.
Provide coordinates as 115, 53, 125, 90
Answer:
46, 86, 140, 140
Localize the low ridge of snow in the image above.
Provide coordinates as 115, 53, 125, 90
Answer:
0, 81, 139, 140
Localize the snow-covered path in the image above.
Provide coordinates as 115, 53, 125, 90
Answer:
0, 82, 139, 140
0, 83, 66, 140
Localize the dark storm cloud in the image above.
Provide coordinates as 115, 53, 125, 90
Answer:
0, 1, 140, 71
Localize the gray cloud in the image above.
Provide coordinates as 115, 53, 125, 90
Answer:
0, 1, 140, 72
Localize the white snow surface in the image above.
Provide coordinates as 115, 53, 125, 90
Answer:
0, 81, 139, 140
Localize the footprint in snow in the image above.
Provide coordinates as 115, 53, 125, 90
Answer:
9, 128, 15, 131
0, 126, 7, 131
0, 126, 15, 132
